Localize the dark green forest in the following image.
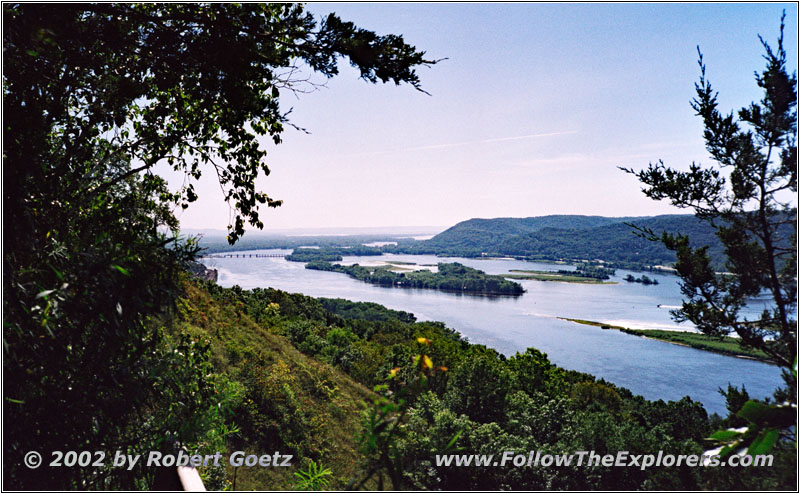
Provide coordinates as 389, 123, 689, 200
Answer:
306, 261, 525, 296
285, 246, 383, 262
390, 215, 728, 267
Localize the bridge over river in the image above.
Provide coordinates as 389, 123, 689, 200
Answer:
203, 253, 286, 259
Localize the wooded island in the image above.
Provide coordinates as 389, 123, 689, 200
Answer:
306, 261, 525, 295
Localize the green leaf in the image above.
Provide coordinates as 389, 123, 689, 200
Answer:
708, 429, 742, 441
445, 430, 462, 451
718, 443, 740, 458
747, 428, 779, 456
736, 400, 771, 422
737, 400, 796, 427
111, 264, 130, 276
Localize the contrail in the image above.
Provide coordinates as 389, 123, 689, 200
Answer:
344, 131, 577, 157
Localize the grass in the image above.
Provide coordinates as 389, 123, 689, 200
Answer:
558, 318, 628, 330
178, 283, 378, 490
386, 267, 412, 272
383, 264, 414, 271
559, 317, 774, 363
505, 270, 617, 284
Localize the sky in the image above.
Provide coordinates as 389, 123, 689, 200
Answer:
166, 2, 798, 232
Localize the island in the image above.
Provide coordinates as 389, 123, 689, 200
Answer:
285, 246, 382, 262
624, 274, 660, 285
558, 318, 773, 363
285, 248, 343, 262
503, 263, 617, 284
306, 261, 525, 295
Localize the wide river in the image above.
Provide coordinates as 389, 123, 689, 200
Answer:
206, 250, 783, 416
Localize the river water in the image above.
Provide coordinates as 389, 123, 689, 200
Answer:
205, 250, 783, 416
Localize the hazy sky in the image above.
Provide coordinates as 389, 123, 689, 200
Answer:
165, 3, 798, 232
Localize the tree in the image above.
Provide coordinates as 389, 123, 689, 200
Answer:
623, 15, 796, 372
3, 3, 435, 489
622, 15, 796, 459
4, 3, 435, 245
443, 346, 511, 423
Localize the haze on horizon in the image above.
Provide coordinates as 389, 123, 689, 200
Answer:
161, 3, 798, 233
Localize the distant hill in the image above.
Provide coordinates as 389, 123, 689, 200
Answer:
417, 214, 725, 267
426, 215, 643, 252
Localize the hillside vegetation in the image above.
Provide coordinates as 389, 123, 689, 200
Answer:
175, 280, 793, 490
177, 282, 376, 490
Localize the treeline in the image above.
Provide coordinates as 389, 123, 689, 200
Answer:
319, 297, 417, 324
197, 234, 409, 254
398, 215, 721, 266
624, 274, 660, 285
386, 213, 795, 271
306, 261, 525, 295
285, 246, 382, 262
191, 281, 795, 490
561, 263, 616, 280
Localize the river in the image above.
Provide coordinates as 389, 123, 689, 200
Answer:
204, 250, 783, 416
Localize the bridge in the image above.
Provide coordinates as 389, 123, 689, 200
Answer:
203, 253, 286, 259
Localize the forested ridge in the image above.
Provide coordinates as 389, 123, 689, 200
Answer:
374, 213, 794, 271
394, 215, 727, 267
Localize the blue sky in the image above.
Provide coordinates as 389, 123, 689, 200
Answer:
170, 3, 798, 232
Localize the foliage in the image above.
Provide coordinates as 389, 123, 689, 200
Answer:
623, 15, 797, 456
1, 165, 224, 489
350, 338, 449, 490
319, 298, 416, 324
5, 3, 435, 244
286, 246, 382, 262
570, 263, 616, 279
196, 281, 794, 490
624, 274, 660, 285
293, 460, 333, 491
3, 3, 434, 489
622, 14, 796, 371
621, 329, 772, 362
306, 261, 525, 295
443, 346, 512, 423
177, 282, 377, 490
286, 249, 344, 263
390, 214, 734, 267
